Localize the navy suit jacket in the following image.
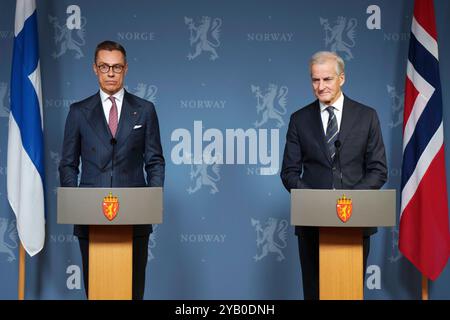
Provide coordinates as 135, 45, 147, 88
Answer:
281, 95, 387, 236
59, 90, 165, 238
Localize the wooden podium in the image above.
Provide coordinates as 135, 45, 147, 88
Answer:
291, 189, 396, 300
57, 187, 163, 300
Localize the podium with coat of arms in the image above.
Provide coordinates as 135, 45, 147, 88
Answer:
57, 187, 163, 300
291, 189, 396, 300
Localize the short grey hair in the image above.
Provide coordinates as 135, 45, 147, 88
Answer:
310, 51, 345, 75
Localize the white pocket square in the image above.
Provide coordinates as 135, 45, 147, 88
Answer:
133, 125, 143, 129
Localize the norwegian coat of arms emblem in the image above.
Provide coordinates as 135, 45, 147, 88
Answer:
336, 194, 352, 223
102, 192, 119, 221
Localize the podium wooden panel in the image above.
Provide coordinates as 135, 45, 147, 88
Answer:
319, 227, 363, 300
88, 226, 132, 300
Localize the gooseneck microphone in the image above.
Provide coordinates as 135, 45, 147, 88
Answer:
110, 138, 117, 188
334, 140, 343, 189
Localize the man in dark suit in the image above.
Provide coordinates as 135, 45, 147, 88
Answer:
280, 51, 387, 300
59, 40, 165, 300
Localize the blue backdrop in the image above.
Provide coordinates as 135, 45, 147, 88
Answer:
0, 0, 450, 299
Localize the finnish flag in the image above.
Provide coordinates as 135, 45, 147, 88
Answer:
7, 0, 45, 256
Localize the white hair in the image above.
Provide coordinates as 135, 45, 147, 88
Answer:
310, 51, 345, 75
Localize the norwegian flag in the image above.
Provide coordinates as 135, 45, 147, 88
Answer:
399, 0, 450, 280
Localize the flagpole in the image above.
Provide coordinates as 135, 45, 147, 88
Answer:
421, 275, 428, 300
18, 243, 26, 300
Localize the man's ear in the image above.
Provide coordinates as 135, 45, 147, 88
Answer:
339, 72, 345, 87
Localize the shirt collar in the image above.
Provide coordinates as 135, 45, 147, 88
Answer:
319, 92, 344, 113
99, 88, 125, 103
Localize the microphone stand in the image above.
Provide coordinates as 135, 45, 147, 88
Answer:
334, 140, 344, 189
110, 138, 117, 188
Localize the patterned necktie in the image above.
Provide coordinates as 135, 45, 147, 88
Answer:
108, 96, 118, 137
325, 106, 338, 160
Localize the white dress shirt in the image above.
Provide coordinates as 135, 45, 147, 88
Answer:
319, 92, 344, 135
99, 88, 124, 124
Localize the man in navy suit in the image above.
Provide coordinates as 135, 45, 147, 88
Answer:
59, 40, 165, 300
280, 51, 387, 300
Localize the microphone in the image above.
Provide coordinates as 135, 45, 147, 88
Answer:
334, 140, 343, 189
110, 138, 117, 188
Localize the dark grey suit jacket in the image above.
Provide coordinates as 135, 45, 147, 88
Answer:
281, 95, 387, 236
59, 90, 165, 238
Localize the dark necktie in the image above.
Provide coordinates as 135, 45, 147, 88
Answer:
325, 106, 338, 160
108, 96, 118, 137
